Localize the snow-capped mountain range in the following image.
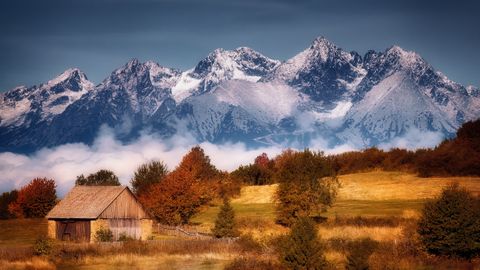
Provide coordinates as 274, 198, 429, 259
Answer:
1, 37, 479, 152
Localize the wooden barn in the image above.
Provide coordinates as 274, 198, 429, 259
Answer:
46, 186, 152, 242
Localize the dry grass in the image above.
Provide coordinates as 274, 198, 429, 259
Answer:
237, 219, 288, 241
318, 225, 403, 242
337, 171, 480, 200
59, 253, 232, 270
324, 251, 346, 269
0, 257, 55, 270
231, 185, 277, 204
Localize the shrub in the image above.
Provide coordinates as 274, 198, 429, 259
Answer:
236, 234, 263, 253
212, 199, 238, 238
345, 238, 378, 270
33, 236, 54, 256
94, 227, 113, 242
279, 217, 327, 270
224, 257, 285, 270
118, 232, 134, 242
417, 183, 480, 259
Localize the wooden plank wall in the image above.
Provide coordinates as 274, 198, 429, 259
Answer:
55, 220, 91, 242
100, 189, 148, 219
108, 219, 141, 240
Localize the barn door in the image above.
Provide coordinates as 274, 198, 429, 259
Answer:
56, 220, 91, 242
108, 219, 140, 240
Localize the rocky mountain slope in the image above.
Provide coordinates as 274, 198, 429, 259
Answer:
1, 37, 479, 152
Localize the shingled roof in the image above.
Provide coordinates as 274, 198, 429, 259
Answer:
46, 186, 128, 219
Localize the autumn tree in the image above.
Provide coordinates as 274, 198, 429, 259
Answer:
279, 217, 327, 270
0, 190, 18, 219
174, 146, 220, 181
140, 146, 223, 225
130, 160, 168, 196
75, 169, 120, 186
8, 178, 57, 218
275, 149, 338, 226
417, 183, 480, 259
212, 198, 238, 238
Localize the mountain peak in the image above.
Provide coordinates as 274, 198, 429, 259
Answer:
385, 45, 423, 67
311, 36, 334, 47
121, 58, 141, 72
45, 68, 93, 91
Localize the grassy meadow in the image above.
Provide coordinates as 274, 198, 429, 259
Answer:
193, 171, 480, 228
2, 171, 480, 269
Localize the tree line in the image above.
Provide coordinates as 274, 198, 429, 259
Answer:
0, 119, 478, 225
333, 119, 480, 177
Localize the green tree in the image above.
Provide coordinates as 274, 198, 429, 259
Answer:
75, 169, 120, 186
275, 149, 338, 226
279, 217, 327, 270
212, 198, 238, 238
130, 160, 168, 195
417, 183, 480, 259
231, 153, 275, 185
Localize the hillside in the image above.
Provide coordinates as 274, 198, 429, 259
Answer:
192, 171, 480, 228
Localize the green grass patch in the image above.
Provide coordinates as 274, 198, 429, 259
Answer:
192, 203, 275, 226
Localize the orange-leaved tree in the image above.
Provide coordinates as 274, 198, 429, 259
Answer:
140, 146, 223, 225
8, 178, 57, 218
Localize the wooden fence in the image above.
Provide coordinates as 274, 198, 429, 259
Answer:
152, 223, 212, 239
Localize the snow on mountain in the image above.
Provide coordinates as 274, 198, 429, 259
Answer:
171, 47, 280, 102
173, 80, 305, 141
340, 45, 480, 147
0, 68, 94, 127
1, 36, 479, 152
339, 72, 454, 146
265, 36, 366, 106
92, 59, 180, 118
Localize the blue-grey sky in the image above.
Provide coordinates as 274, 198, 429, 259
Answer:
1, 0, 479, 91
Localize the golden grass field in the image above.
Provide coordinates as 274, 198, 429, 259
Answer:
193, 170, 480, 228
2, 171, 480, 269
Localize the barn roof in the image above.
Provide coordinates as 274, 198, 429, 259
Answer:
46, 186, 134, 219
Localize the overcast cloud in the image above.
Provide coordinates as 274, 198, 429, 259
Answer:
0, 124, 446, 196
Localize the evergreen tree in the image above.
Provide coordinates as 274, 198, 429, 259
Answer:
75, 169, 120, 186
280, 217, 327, 270
417, 183, 480, 259
212, 198, 238, 238
130, 160, 168, 195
